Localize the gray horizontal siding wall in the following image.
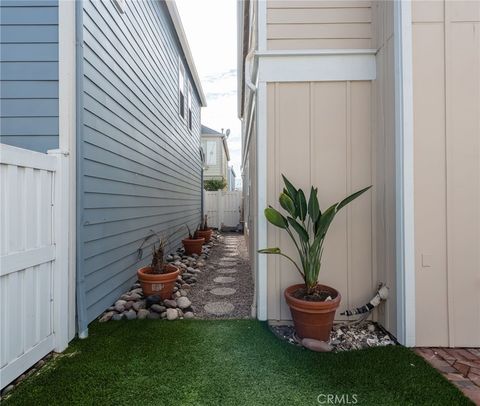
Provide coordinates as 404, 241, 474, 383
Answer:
78, 0, 202, 330
0, 0, 59, 152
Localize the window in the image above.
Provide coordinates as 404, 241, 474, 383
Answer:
188, 84, 193, 131
179, 62, 185, 119
206, 141, 217, 165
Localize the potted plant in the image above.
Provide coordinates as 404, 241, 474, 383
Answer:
182, 225, 205, 255
137, 240, 180, 299
195, 215, 213, 243
259, 175, 371, 342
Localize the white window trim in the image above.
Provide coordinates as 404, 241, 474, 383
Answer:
178, 59, 186, 119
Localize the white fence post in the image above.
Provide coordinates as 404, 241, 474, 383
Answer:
47, 149, 69, 353
217, 191, 224, 229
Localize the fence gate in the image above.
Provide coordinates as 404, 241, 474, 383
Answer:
0, 144, 69, 389
204, 191, 242, 229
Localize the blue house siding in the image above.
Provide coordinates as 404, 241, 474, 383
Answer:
0, 0, 59, 152
77, 0, 203, 330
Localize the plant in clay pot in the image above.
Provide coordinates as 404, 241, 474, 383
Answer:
182, 225, 205, 256
137, 240, 180, 299
194, 215, 213, 243
259, 175, 371, 342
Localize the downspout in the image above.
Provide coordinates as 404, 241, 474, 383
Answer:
75, 0, 88, 339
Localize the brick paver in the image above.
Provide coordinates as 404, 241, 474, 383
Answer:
415, 347, 480, 405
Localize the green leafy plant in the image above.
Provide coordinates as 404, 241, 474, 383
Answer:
204, 178, 226, 191
259, 175, 371, 296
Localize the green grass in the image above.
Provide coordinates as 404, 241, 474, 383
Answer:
4, 320, 472, 406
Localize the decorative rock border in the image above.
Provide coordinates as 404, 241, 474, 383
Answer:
269, 321, 396, 352
98, 233, 220, 322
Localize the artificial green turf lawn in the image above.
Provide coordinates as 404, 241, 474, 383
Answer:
4, 320, 472, 406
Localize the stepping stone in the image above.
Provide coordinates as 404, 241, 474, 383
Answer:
211, 287, 236, 296
213, 276, 236, 284
218, 262, 237, 267
204, 302, 235, 315
217, 269, 237, 274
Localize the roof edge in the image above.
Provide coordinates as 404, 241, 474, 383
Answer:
165, 0, 207, 107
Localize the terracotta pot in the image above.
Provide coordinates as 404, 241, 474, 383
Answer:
194, 229, 213, 243
284, 283, 341, 342
137, 264, 180, 299
182, 237, 205, 255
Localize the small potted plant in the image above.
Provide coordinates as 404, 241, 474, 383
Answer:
137, 240, 180, 299
259, 175, 371, 342
195, 215, 213, 243
182, 225, 205, 255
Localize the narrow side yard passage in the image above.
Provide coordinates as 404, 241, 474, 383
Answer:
189, 232, 254, 319
3, 320, 471, 405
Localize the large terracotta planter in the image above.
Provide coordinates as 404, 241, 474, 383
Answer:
194, 229, 213, 243
182, 237, 205, 255
284, 283, 341, 342
137, 264, 180, 299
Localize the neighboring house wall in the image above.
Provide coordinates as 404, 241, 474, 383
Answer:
77, 0, 202, 331
202, 136, 225, 179
241, 0, 397, 335
412, 0, 480, 347
0, 0, 59, 152
266, 0, 373, 50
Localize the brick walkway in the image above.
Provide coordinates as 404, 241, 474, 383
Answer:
415, 347, 480, 405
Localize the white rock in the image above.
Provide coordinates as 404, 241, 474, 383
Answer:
184, 312, 195, 319
137, 309, 149, 319
176, 297, 192, 309
301, 338, 333, 352
166, 308, 178, 321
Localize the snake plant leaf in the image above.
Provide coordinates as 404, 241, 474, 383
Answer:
308, 186, 321, 223
282, 175, 298, 203
279, 193, 297, 218
287, 217, 309, 243
264, 207, 288, 229
337, 185, 372, 211
296, 189, 307, 221
258, 247, 281, 254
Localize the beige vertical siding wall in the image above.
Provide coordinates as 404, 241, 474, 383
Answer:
371, 0, 397, 335
266, 81, 374, 320
413, 0, 480, 347
266, 0, 373, 50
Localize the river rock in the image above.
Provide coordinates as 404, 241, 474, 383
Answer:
99, 311, 115, 323
301, 338, 333, 352
166, 308, 178, 321
145, 295, 161, 308
164, 299, 177, 308
137, 309, 149, 319
147, 312, 160, 320
176, 297, 192, 309
184, 311, 195, 319
114, 300, 126, 312
125, 309, 137, 320
150, 304, 166, 313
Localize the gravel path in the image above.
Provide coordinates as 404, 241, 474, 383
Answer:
189, 232, 254, 319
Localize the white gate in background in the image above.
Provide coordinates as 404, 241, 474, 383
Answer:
204, 191, 242, 229
0, 144, 69, 389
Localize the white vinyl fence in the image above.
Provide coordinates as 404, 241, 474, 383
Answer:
0, 144, 69, 389
204, 191, 242, 229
